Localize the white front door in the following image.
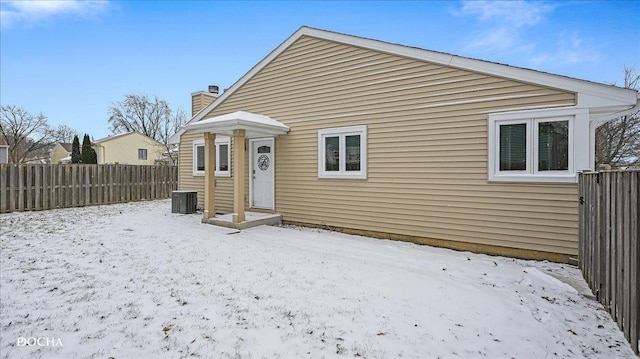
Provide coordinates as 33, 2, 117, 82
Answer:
250, 138, 274, 209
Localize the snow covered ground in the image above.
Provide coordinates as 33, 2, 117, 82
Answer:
0, 200, 635, 359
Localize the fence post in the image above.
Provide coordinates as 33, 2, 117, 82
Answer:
114, 165, 119, 202
41, 165, 48, 210
34, 165, 41, 210
579, 171, 591, 286
107, 165, 113, 204
84, 165, 89, 206
57, 165, 61, 208
50, 165, 55, 209
0, 165, 7, 213
633, 171, 639, 354
615, 171, 623, 325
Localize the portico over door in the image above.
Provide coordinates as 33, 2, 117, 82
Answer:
185, 111, 288, 223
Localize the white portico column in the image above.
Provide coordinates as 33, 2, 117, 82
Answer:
203, 132, 216, 220
232, 129, 246, 223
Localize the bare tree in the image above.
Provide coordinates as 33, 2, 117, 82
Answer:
51, 124, 79, 143
596, 66, 640, 168
108, 94, 186, 163
158, 107, 186, 164
0, 105, 56, 163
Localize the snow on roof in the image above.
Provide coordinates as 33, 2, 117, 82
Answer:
186, 110, 290, 139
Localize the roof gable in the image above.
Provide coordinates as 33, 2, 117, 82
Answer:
95, 131, 163, 146
171, 26, 638, 143
59, 143, 72, 152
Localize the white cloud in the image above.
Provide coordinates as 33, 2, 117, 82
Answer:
456, 0, 556, 54
530, 31, 602, 67
458, 0, 555, 28
1, 0, 109, 29
455, 1, 601, 69
464, 27, 517, 52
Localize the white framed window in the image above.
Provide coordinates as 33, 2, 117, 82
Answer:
318, 125, 367, 179
138, 148, 148, 160
192, 136, 231, 177
0, 146, 8, 164
488, 107, 586, 183
217, 139, 230, 176
193, 140, 205, 175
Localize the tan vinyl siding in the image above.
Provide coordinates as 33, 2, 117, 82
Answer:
182, 35, 579, 256
191, 92, 217, 117
178, 130, 234, 213
94, 132, 165, 165
50, 144, 70, 164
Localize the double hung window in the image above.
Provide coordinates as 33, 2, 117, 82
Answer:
193, 136, 231, 177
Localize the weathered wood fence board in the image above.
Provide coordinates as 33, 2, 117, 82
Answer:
0, 164, 178, 213
579, 170, 639, 354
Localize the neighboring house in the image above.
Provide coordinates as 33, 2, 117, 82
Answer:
23, 156, 49, 164
0, 136, 50, 164
0, 136, 8, 164
50, 142, 73, 163
162, 144, 180, 164
170, 27, 639, 263
93, 131, 165, 165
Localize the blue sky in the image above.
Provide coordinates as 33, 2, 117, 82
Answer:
1, 0, 638, 139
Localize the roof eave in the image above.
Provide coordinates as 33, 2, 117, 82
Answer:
312, 26, 637, 107
173, 26, 637, 143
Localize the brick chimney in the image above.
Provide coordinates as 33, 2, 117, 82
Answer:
191, 85, 219, 116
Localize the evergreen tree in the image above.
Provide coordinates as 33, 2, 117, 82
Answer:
80, 134, 96, 164
71, 135, 81, 163
88, 147, 98, 164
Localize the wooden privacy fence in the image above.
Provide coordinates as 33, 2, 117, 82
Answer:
0, 164, 178, 214
578, 170, 639, 354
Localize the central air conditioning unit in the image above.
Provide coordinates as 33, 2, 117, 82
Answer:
171, 191, 197, 214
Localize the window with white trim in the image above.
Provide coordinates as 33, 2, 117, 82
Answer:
318, 125, 367, 179
488, 108, 583, 183
192, 136, 231, 177
0, 146, 8, 164
138, 148, 148, 160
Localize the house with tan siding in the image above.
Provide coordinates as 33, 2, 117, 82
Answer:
50, 142, 72, 163
170, 27, 639, 263
93, 131, 166, 165
0, 136, 8, 164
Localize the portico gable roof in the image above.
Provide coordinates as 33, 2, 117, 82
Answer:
184, 110, 289, 139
